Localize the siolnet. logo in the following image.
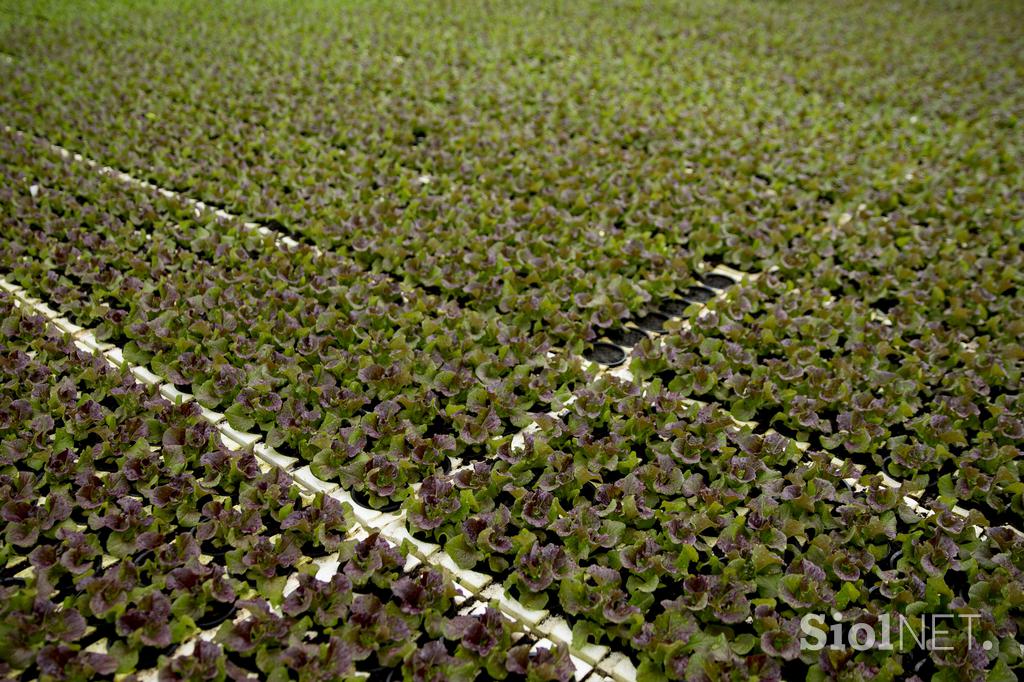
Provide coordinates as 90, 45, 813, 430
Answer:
800, 612, 995, 652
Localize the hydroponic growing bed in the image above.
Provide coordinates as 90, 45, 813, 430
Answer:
1, 0, 1022, 680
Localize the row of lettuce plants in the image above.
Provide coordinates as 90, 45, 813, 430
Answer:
0, 292, 573, 681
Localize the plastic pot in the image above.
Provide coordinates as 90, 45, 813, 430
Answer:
679, 285, 716, 303
0, 563, 25, 589
16, 663, 39, 682
130, 549, 154, 570
583, 342, 626, 367
91, 454, 120, 474
196, 600, 238, 630
200, 538, 231, 558
76, 619, 120, 650
634, 312, 669, 333
701, 273, 736, 289
362, 663, 402, 682
298, 537, 335, 559
871, 296, 898, 313
415, 450, 456, 473
605, 327, 648, 347
657, 299, 691, 317
98, 394, 120, 413
262, 514, 282, 537
224, 648, 262, 677
350, 488, 402, 513
94, 527, 113, 554
52, 556, 103, 596
459, 445, 489, 463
